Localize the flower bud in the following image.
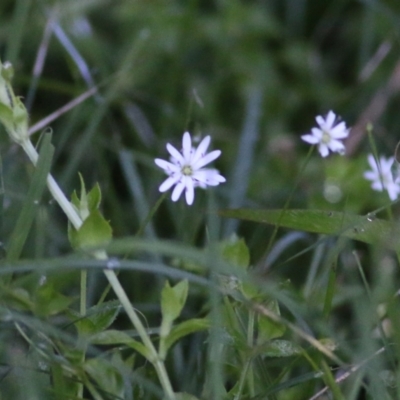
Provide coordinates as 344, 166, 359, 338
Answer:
0, 60, 29, 144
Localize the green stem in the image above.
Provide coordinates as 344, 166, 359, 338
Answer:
246, 310, 255, 396
235, 310, 256, 400
135, 192, 167, 238
80, 270, 87, 316
322, 262, 337, 319
103, 267, 175, 399
19, 137, 176, 400
21, 138, 88, 398
264, 145, 314, 258
20, 139, 82, 230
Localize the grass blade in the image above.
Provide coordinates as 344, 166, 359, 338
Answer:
6, 134, 54, 262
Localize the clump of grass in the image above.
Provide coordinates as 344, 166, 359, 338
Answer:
1, 1, 400, 399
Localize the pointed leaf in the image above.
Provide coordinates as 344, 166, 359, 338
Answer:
161, 280, 188, 325
220, 209, 400, 249
34, 283, 73, 317
221, 235, 250, 269
84, 358, 124, 398
87, 182, 101, 210
73, 301, 120, 335
257, 300, 286, 342
89, 329, 152, 360
164, 318, 210, 352
69, 209, 112, 250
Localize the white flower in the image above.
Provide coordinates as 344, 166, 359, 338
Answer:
301, 110, 349, 157
364, 154, 400, 201
155, 132, 226, 205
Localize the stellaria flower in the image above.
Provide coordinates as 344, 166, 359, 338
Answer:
301, 111, 349, 157
364, 154, 400, 201
155, 132, 226, 205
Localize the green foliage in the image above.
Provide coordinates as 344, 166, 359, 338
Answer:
221, 235, 250, 270
221, 208, 400, 250
6, 133, 54, 262
72, 301, 120, 336
90, 329, 151, 360
68, 175, 112, 250
2, 1, 400, 399
84, 357, 124, 398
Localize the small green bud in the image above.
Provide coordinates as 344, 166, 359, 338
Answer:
0, 60, 29, 144
1, 61, 14, 81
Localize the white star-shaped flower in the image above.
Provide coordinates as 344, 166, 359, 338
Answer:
155, 132, 226, 205
301, 111, 349, 157
364, 154, 400, 201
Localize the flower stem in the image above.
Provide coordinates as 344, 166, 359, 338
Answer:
20, 139, 82, 230
103, 266, 175, 398
19, 137, 175, 400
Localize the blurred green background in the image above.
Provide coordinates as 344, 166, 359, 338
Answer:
0, 0, 400, 293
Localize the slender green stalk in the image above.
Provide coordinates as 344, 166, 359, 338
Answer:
322, 262, 337, 319
135, 192, 168, 238
77, 269, 88, 398
264, 145, 314, 258
18, 136, 176, 400
246, 310, 255, 396
21, 139, 82, 230
235, 310, 256, 400
80, 270, 87, 316
103, 267, 175, 399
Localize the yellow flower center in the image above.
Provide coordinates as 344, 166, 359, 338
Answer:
322, 131, 331, 144
182, 165, 193, 176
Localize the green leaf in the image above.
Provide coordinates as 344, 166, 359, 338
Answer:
69, 209, 112, 250
174, 393, 201, 400
258, 339, 302, 358
6, 133, 54, 262
220, 209, 400, 250
68, 176, 112, 250
33, 283, 73, 317
84, 358, 124, 398
73, 301, 120, 335
164, 318, 210, 353
221, 235, 250, 269
70, 174, 101, 217
89, 329, 152, 360
161, 280, 189, 327
87, 182, 101, 210
0, 102, 13, 129
51, 363, 77, 400
257, 299, 286, 342
90, 329, 136, 345
0, 287, 32, 310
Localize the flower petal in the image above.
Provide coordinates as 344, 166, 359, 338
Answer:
184, 177, 195, 205
159, 175, 180, 192
330, 122, 348, 139
192, 135, 211, 165
155, 158, 180, 173
182, 131, 192, 162
328, 140, 345, 153
387, 183, 400, 201
193, 149, 221, 169
167, 143, 185, 165
325, 111, 336, 129
171, 181, 186, 202
367, 154, 378, 171
301, 134, 319, 145
193, 169, 226, 186
318, 144, 329, 157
